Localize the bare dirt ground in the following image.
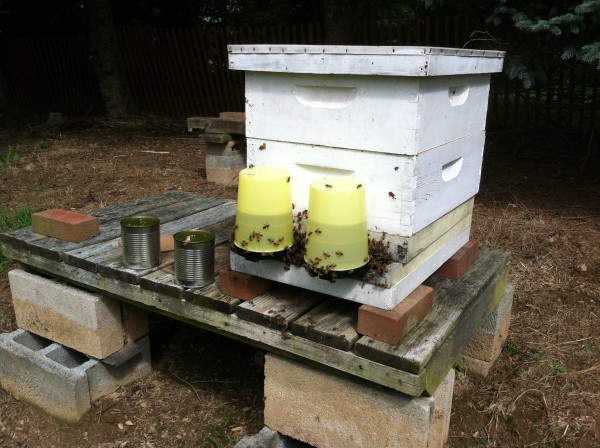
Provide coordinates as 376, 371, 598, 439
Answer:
0, 114, 598, 448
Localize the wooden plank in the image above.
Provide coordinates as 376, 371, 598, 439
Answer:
206, 118, 245, 135
2, 243, 425, 396
0, 191, 199, 259
62, 197, 230, 272
139, 242, 231, 305
353, 248, 509, 375
94, 203, 235, 284
291, 298, 360, 351
219, 112, 245, 121
187, 116, 210, 132
236, 286, 321, 331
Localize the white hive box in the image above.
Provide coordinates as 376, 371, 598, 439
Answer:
229, 45, 504, 236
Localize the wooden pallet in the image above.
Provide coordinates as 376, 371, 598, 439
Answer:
0, 192, 509, 396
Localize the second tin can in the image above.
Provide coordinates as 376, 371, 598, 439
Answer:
173, 230, 215, 288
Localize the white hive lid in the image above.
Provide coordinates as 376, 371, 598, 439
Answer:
228, 45, 505, 76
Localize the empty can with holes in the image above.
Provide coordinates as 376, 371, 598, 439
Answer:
120, 216, 161, 269
173, 230, 215, 288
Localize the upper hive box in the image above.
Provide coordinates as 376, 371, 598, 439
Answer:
228, 45, 505, 155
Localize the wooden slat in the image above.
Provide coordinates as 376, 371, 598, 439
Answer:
353, 248, 509, 378
139, 241, 231, 302
2, 243, 425, 396
0, 191, 198, 257
206, 118, 245, 135
92, 202, 235, 283
236, 285, 321, 331
291, 298, 359, 351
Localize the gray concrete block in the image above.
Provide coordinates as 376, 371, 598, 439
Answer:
0, 329, 152, 422
264, 353, 455, 448
9, 269, 148, 359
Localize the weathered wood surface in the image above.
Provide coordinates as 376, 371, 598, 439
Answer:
0, 191, 214, 261
236, 286, 321, 331
62, 201, 234, 277
0, 193, 511, 397
353, 248, 509, 376
3, 243, 425, 396
95, 208, 235, 284
291, 299, 360, 351
206, 118, 245, 135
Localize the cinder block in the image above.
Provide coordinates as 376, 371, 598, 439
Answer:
218, 268, 273, 300
206, 151, 246, 185
461, 283, 514, 376
357, 285, 434, 344
9, 269, 148, 359
435, 238, 479, 279
32, 209, 100, 243
0, 329, 151, 422
264, 353, 454, 448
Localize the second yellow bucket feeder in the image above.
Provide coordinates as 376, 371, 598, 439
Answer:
305, 178, 369, 275
234, 166, 294, 256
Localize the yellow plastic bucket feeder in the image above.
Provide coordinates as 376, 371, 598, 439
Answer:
304, 178, 369, 273
234, 166, 294, 254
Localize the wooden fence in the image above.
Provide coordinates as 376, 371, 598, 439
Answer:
1, 19, 598, 132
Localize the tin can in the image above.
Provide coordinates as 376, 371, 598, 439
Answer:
120, 216, 161, 269
173, 230, 215, 288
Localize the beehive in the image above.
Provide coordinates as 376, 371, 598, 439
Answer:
228, 45, 505, 309
229, 45, 504, 236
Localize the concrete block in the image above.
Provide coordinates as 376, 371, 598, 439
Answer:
461, 283, 514, 376
9, 269, 148, 359
435, 238, 479, 279
264, 353, 455, 448
0, 329, 151, 422
218, 268, 273, 300
32, 209, 99, 243
206, 151, 246, 185
357, 285, 434, 344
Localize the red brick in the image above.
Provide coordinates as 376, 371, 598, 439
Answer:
357, 285, 434, 345
32, 209, 99, 243
434, 238, 479, 279
218, 268, 273, 300
160, 235, 174, 252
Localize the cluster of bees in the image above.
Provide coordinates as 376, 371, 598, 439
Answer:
232, 210, 399, 285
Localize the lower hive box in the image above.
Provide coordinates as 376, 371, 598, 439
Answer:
230, 199, 473, 310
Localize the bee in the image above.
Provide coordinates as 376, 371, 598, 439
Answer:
249, 164, 255, 169
286, 176, 290, 182
268, 238, 275, 244
315, 228, 322, 234
394, 166, 399, 171
323, 252, 330, 258
262, 223, 270, 229
388, 191, 396, 200
363, 256, 369, 262
259, 143, 267, 150
292, 202, 295, 209
307, 231, 313, 237
234, 224, 238, 230
356, 184, 363, 189
336, 251, 343, 257
277, 237, 285, 243
327, 263, 336, 269
314, 256, 322, 264
241, 240, 248, 247
325, 184, 332, 189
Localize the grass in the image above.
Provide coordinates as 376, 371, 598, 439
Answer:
0, 206, 33, 274
0, 146, 20, 167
